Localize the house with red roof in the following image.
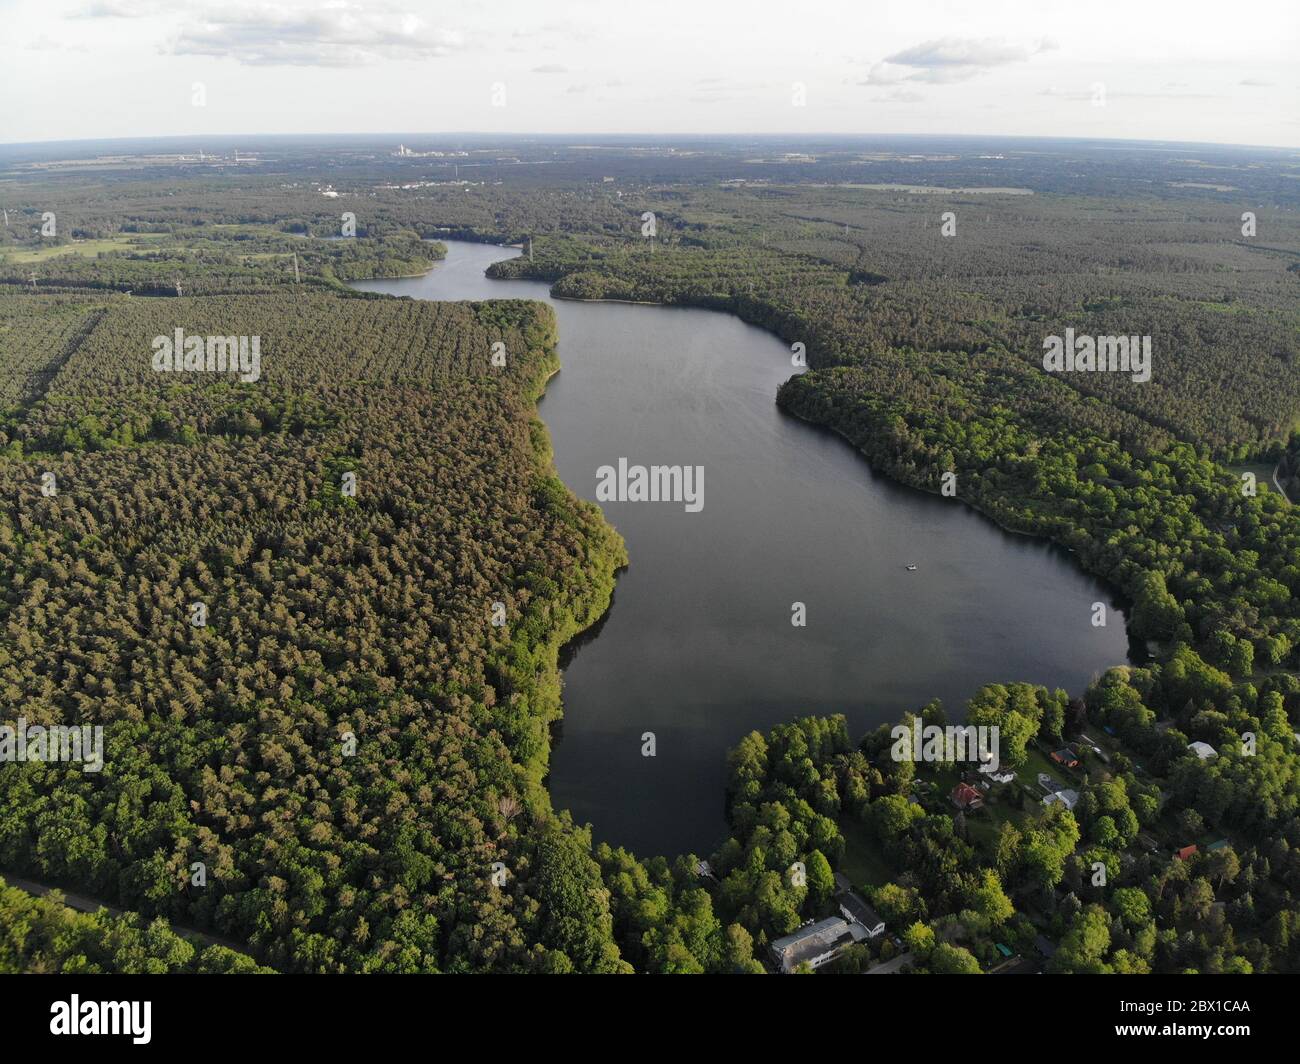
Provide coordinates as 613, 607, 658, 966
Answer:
951, 782, 984, 812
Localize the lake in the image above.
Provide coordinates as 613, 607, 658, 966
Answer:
351, 240, 1132, 858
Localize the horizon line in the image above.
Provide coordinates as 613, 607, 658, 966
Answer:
3, 130, 1298, 153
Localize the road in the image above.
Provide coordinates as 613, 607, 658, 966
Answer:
1273, 463, 1293, 504
1, 869, 250, 954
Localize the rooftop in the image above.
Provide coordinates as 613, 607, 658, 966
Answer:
770, 917, 855, 971
837, 890, 885, 931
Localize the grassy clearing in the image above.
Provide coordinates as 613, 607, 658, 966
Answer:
1, 234, 166, 263
837, 815, 894, 890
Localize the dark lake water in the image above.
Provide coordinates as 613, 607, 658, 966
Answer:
352, 241, 1132, 858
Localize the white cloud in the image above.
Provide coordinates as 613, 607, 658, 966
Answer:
5, 0, 1297, 147
73, 0, 162, 16
861, 62, 910, 85
868, 35, 1057, 84
169, 4, 464, 67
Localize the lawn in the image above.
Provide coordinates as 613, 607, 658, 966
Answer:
1020, 744, 1072, 792
1226, 461, 1288, 503
837, 815, 895, 890
965, 789, 1030, 852
2, 234, 166, 263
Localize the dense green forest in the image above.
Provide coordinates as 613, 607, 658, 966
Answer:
0, 276, 630, 971
615, 660, 1300, 974
0, 228, 443, 296
0, 875, 270, 973
0, 138, 1298, 973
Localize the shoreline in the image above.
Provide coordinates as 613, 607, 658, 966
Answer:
551, 293, 667, 307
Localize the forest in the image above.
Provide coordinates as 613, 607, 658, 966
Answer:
0, 137, 1297, 973
0, 874, 270, 973
0, 266, 630, 971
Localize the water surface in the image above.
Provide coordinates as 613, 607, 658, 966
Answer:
353, 241, 1131, 857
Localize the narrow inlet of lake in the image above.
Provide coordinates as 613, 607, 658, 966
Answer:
352, 240, 1133, 858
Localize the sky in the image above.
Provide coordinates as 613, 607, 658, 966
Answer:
2, 0, 1297, 148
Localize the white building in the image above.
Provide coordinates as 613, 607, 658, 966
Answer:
979, 762, 1016, 784
769, 917, 855, 974
1042, 788, 1080, 811
837, 891, 886, 938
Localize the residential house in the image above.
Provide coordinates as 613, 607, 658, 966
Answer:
978, 762, 1016, 784
837, 890, 886, 938
1187, 741, 1218, 761
1042, 788, 1079, 811
951, 782, 984, 811
769, 917, 856, 974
